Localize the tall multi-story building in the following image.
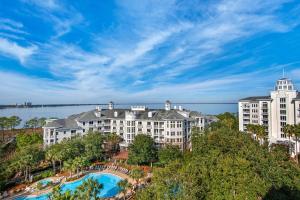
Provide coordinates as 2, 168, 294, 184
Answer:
43, 101, 218, 149
239, 77, 300, 156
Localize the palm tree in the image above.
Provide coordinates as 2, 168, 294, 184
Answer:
46, 145, 59, 173
118, 179, 132, 200
63, 159, 76, 177
256, 125, 268, 145
130, 168, 144, 185
294, 124, 300, 163
75, 178, 103, 200
72, 156, 90, 177
283, 124, 294, 155
106, 133, 122, 156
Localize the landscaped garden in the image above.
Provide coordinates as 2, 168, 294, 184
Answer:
0, 130, 151, 199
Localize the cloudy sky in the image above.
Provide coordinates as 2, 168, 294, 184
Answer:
0, 0, 300, 104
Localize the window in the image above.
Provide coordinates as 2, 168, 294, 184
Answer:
171, 132, 175, 136
89, 121, 93, 125
280, 98, 286, 103
83, 122, 85, 125
97, 121, 101, 124
64, 131, 66, 134
177, 122, 182, 128
280, 116, 286, 121
83, 129, 85, 133
280, 104, 286, 109
280, 110, 286, 115
170, 121, 175, 128
71, 130, 76, 134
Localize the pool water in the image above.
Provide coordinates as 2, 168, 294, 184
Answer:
14, 173, 122, 200
38, 179, 51, 187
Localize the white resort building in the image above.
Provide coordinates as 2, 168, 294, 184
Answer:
43, 101, 218, 149
238, 77, 300, 156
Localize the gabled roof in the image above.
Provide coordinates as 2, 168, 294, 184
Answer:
239, 96, 271, 101
44, 118, 81, 129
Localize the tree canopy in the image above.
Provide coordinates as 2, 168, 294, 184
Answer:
128, 134, 157, 165
137, 124, 300, 200
158, 144, 182, 166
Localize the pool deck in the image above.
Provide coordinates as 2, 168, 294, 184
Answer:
6, 170, 133, 200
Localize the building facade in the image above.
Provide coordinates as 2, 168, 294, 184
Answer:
239, 77, 300, 155
43, 101, 218, 149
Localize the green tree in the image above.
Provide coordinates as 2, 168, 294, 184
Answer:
24, 117, 39, 131
283, 124, 295, 155
118, 179, 132, 200
8, 116, 21, 130
11, 144, 44, 182
137, 126, 300, 200
0, 117, 8, 142
128, 134, 157, 165
294, 124, 300, 163
130, 168, 144, 185
72, 156, 90, 177
38, 117, 47, 127
63, 159, 76, 177
74, 178, 103, 200
105, 132, 122, 156
46, 144, 60, 173
49, 185, 74, 200
16, 132, 42, 149
83, 132, 104, 161
158, 144, 182, 166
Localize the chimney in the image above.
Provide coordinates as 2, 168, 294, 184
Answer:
178, 105, 182, 111
148, 111, 153, 118
174, 105, 177, 110
108, 101, 114, 110
95, 106, 101, 117
114, 111, 118, 117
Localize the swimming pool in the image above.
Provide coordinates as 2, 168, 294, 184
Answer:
14, 173, 122, 200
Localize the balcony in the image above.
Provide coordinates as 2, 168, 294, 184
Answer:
147, 125, 152, 129
138, 124, 143, 128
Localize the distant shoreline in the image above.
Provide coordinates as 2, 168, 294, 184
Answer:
0, 102, 238, 109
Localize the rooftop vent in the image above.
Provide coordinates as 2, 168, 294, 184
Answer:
114, 111, 118, 117
148, 111, 153, 118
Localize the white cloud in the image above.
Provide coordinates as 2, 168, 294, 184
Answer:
0, 37, 37, 64
22, 0, 60, 11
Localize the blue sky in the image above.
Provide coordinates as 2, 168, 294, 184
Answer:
0, 0, 300, 104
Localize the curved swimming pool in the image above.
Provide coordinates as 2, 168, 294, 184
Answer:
15, 173, 122, 200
